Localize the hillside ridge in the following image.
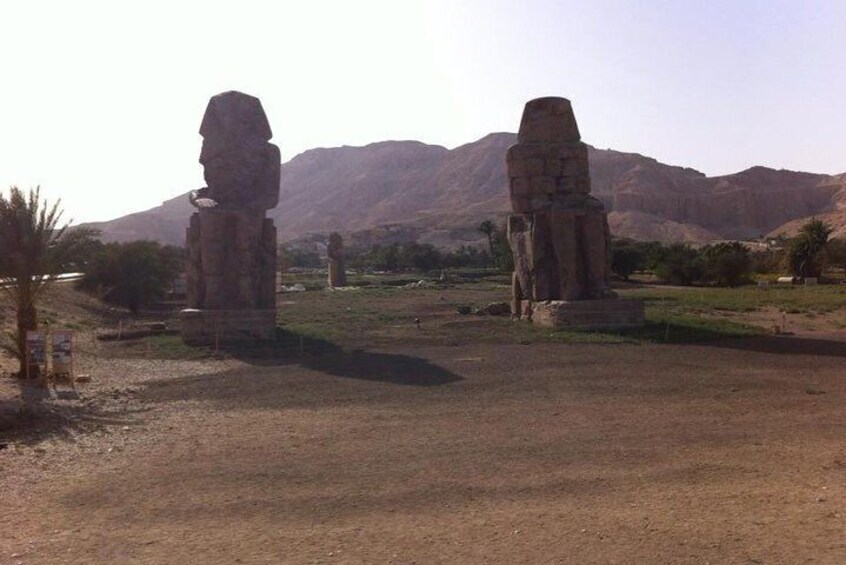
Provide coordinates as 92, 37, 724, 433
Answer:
83, 133, 846, 247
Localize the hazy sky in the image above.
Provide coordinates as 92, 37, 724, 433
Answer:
2, 0, 844, 224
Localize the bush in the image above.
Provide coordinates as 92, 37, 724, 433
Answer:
80, 241, 182, 313
701, 242, 752, 287
279, 246, 321, 269
490, 229, 514, 272
611, 239, 647, 280
348, 241, 499, 273
750, 248, 784, 275
824, 237, 846, 277
652, 243, 703, 286
442, 246, 490, 269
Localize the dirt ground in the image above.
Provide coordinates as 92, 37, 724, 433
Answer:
2, 285, 846, 564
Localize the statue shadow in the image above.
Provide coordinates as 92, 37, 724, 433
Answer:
214, 327, 463, 388
139, 328, 462, 412
299, 349, 462, 387
699, 334, 846, 358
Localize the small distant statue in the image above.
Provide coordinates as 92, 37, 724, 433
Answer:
327, 232, 346, 288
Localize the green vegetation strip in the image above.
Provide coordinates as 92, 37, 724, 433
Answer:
621, 285, 846, 314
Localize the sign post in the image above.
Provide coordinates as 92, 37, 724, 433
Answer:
52, 330, 74, 382
25, 331, 46, 380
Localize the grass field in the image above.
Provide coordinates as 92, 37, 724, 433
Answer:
106, 271, 846, 361
178, 272, 836, 354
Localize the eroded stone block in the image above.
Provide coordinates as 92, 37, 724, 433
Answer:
506, 97, 639, 328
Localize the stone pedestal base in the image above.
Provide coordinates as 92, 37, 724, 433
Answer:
531, 299, 644, 330
179, 309, 276, 344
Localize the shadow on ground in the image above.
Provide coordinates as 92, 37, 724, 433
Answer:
219, 328, 462, 387
585, 319, 760, 344
0, 379, 145, 446
300, 349, 462, 386
701, 334, 846, 358
140, 328, 462, 410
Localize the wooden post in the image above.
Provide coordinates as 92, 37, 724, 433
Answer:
69, 340, 75, 389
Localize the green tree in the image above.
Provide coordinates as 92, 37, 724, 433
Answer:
0, 187, 93, 376
701, 242, 752, 287
786, 219, 833, 279
80, 241, 182, 314
824, 237, 846, 277
278, 245, 321, 269
611, 239, 646, 281
653, 243, 703, 286
490, 227, 513, 272
443, 245, 489, 269
637, 241, 668, 272
750, 248, 785, 275
477, 219, 495, 262
402, 243, 442, 271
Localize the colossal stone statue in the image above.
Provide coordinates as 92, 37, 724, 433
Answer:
327, 232, 346, 288
181, 91, 280, 342
507, 97, 644, 328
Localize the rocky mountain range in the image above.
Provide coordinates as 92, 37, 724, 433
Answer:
85, 133, 846, 247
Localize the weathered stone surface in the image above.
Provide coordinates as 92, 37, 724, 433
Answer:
508, 209, 615, 302
327, 232, 347, 288
187, 208, 276, 310
182, 91, 280, 343
531, 299, 644, 329
197, 91, 280, 211
200, 92, 272, 141
516, 97, 581, 144
507, 97, 641, 329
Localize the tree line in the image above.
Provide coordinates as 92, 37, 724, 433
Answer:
1, 186, 843, 377
281, 220, 514, 273
612, 219, 845, 286
282, 218, 845, 286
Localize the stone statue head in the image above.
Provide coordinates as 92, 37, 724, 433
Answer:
517, 97, 581, 144
198, 91, 280, 211
327, 232, 344, 259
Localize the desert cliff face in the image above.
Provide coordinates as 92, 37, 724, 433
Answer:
83, 133, 845, 245
767, 175, 846, 240
613, 165, 840, 239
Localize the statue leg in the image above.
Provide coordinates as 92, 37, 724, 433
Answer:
512, 271, 522, 319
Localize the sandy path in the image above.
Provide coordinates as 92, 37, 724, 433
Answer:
3, 336, 846, 564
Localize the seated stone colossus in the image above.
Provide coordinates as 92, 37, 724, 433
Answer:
507, 97, 644, 328
181, 91, 280, 342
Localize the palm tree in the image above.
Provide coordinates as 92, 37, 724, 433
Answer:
477, 219, 495, 264
787, 218, 833, 279
0, 187, 91, 376
825, 237, 846, 277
